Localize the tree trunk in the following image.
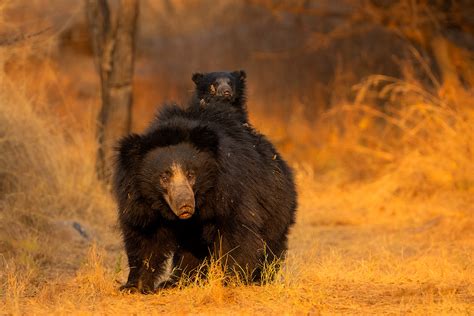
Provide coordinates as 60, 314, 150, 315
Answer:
86, 0, 139, 181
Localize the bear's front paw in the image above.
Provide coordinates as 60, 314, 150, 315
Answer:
119, 283, 139, 294
139, 285, 156, 295
120, 282, 156, 294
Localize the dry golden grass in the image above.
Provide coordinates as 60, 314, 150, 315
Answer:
1, 68, 473, 314
1, 3, 474, 314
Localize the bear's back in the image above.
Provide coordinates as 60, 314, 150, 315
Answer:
150, 102, 297, 238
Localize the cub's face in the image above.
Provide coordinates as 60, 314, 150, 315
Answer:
138, 143, 216, 220
192, 70, 246, 103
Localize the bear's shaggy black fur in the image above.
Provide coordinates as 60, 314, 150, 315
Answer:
114, 101, 297, 293
191, 70, 248, 122
189, 70, 283, 176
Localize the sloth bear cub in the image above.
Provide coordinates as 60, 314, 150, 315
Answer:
191, 70, 248, 123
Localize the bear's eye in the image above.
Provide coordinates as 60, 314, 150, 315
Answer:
186, 170, 195, 181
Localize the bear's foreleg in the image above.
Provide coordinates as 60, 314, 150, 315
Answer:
121, 228, 176, 294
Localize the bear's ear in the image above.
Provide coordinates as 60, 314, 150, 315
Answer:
149, 126, 186, 148
192, 73, 204, 85
189, 126, 219, 156
117, 133, 145, 168
232, 70, 246, 81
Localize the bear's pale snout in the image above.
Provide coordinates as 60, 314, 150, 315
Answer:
163, 163, 196, 220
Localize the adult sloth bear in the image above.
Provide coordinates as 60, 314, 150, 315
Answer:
114, 101, 296, 293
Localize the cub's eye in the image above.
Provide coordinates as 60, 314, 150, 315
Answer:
186, 170, 195, 180
209, 84, 216, 94
160, 174, 170, 183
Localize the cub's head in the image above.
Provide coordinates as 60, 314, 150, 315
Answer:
117, 125, 218, 221
192, 70, 246, 106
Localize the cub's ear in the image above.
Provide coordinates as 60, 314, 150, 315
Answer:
192, 73, 204, 85
116, 134, 144, 168
232, 70, 246, 81
190, 126, 219, 156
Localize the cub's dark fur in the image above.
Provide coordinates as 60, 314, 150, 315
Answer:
189, 70, 283, 177
191, 70, 248, 122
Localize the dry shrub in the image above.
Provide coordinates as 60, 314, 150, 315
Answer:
73, 245, 117, 295
0, 75, 114, 300
274, 49, 474, 231
286, 53, 474, 186
1, 260, 35, 315
345, 72, 473, 195
0, 15, 115, 301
